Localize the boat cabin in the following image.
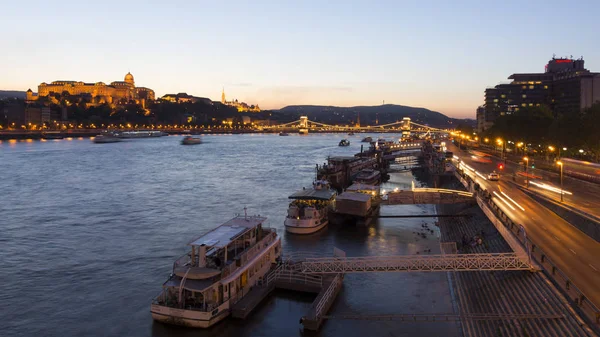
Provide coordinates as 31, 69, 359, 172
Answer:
287, 182, 337, 219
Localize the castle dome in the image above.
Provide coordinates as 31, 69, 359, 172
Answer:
124, 72, 134, 84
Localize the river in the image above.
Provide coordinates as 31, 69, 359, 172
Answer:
0, 133, 460, 337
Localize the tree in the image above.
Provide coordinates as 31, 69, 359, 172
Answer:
582, 102, 600, 161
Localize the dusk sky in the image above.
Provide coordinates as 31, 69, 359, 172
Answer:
2, 0, 599, 118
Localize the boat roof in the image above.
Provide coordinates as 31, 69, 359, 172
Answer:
336, 191, 372, 202
188, 216, 266, 248
347, 183, 379, 192
289, 188, 336, 200
164, 276, 214, 292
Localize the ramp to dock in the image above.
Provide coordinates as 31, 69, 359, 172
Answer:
301, 273, 344, 331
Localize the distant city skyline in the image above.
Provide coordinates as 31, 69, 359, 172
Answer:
2, 0, 600, 119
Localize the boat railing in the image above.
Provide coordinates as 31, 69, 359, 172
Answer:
221, 229, 278, 279
172, 253, 191, 272
238, 230, 277, 266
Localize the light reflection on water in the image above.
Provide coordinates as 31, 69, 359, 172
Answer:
0, 134, 459, 337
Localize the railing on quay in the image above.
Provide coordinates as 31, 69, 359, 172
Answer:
455, 167, 600, 326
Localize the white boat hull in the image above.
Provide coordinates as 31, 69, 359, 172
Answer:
151, 302, 229, 328
284, 218, 328, 234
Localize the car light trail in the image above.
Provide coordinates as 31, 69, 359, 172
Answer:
493, 191, 516, 211
529, 181, 573, 195
500, 191, 525, 211
475, 171, 487, 180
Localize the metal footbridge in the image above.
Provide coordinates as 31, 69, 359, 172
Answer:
296, 253, 532, 274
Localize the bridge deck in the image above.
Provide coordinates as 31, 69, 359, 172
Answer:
299, 253, 531, 274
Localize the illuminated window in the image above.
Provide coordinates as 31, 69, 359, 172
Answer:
535, 103, 540, 106
529, 85, 534, 89
522, 94, 527, 98
501, 94, 506, 98
493, 99, 498, 102
544, 85, 548, 89
522, 85, 527, 89
521, 103, 526, 107
529, 103, 533, 106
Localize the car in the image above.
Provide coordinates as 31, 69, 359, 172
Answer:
488, 172, 500, 181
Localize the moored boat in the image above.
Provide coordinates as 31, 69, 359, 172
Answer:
92, 134, 122, 143
348, 132, 355, 136
338, 139, 350, 147
279, 132, 289, 136
151, 212, 281, 328
119, 130, 168, 138
181, 136, 202, 145
284, 180, 337, 234
353, 168, 381, 185
361, 136, 372, 143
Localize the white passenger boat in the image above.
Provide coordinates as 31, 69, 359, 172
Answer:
119, 130, 168, 138
284, 180, 337, 234
92, 134, 122, 143
151, 213, 281, 328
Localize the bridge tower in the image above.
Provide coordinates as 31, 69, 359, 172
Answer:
299, 116, 308, 128
401, 117, 411, 139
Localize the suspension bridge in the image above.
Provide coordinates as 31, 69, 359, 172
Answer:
262, 116, 450, 135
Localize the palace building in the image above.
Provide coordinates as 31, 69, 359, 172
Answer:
220, 88, 260, 112
26, 72, 155, 108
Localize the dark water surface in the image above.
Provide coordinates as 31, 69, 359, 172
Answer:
0, 134, 460, 337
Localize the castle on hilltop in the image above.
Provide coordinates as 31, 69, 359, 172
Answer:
26, 72, 155, 108
220, 88, 260, 112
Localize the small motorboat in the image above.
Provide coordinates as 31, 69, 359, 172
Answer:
339, 139, 350, 147
279, 132, 290, 136
348, 132, 355, 136
361, 136, 372, 143
92, 134, 122, 143
181, 136, 202, 145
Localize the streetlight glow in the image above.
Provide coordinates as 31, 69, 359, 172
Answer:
557, 161, 564, 202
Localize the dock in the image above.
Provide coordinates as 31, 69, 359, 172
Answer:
231, 260, 343, 330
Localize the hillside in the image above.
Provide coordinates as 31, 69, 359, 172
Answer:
272, 104, 472, 128
0, 90, 26, 99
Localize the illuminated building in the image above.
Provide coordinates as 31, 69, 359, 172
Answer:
220, 88, 260, 112
160, 93, 212, 105
26, 72, 155, 108
482, 56, 600, 130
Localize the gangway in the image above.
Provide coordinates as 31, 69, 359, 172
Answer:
299, 253, 531, 274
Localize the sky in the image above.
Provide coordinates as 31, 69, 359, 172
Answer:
2, 0, 600, 118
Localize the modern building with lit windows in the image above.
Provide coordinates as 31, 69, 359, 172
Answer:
480, 56, 600, 130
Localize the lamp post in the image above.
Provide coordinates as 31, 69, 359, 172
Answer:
524, 157, 529, 188
557, 161, 564, 202
497, 138, 504, 159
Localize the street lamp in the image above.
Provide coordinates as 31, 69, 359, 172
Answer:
556, 161, 564, 202
523, 157, 529, 188
497, 138, 505, 159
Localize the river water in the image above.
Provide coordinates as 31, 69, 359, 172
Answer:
0, 134, 460, 337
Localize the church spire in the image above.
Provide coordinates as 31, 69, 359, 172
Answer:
221, 87, 226, 104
